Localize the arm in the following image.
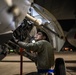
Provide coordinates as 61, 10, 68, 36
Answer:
17, 40, 44, 52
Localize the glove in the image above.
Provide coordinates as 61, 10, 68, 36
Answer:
12, 35, 19, 43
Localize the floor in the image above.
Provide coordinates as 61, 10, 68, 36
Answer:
0, 52, 76, 75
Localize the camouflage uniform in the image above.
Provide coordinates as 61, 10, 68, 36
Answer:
17, 40, 54, 75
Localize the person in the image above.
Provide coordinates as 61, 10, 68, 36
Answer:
13, 30, 55, 75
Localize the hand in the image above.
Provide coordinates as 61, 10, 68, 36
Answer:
12, 35, 19, 43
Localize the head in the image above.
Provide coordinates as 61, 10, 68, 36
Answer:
34, 30, 49, 41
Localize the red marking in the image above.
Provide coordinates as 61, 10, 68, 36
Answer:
20, 48, 23, 52
20, 48, 24, 75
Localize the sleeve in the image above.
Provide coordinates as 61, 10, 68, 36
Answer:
17, 40, 44, 52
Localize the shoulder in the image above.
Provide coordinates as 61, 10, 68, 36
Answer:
37, 40, 50, 44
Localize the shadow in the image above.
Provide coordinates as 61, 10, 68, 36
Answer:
0, 54, 6, 61
65, 60, 76, 72
25, 72, 38, 75
66, 67, 76, 72
65, 60, 76, 63
1, 60, 33, 63
14, 74, 20, 75
14, 72, 38, 75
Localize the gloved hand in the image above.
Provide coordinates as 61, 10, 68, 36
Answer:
12, 35, 19, 43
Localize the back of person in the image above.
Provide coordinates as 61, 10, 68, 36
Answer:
36, 40, 54, 69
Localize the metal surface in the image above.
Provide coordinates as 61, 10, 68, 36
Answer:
67, 28, 76, 47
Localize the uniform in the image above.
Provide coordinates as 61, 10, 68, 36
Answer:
17, 40, 54, 75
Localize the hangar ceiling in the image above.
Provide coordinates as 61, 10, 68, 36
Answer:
34, 0, 76, 20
